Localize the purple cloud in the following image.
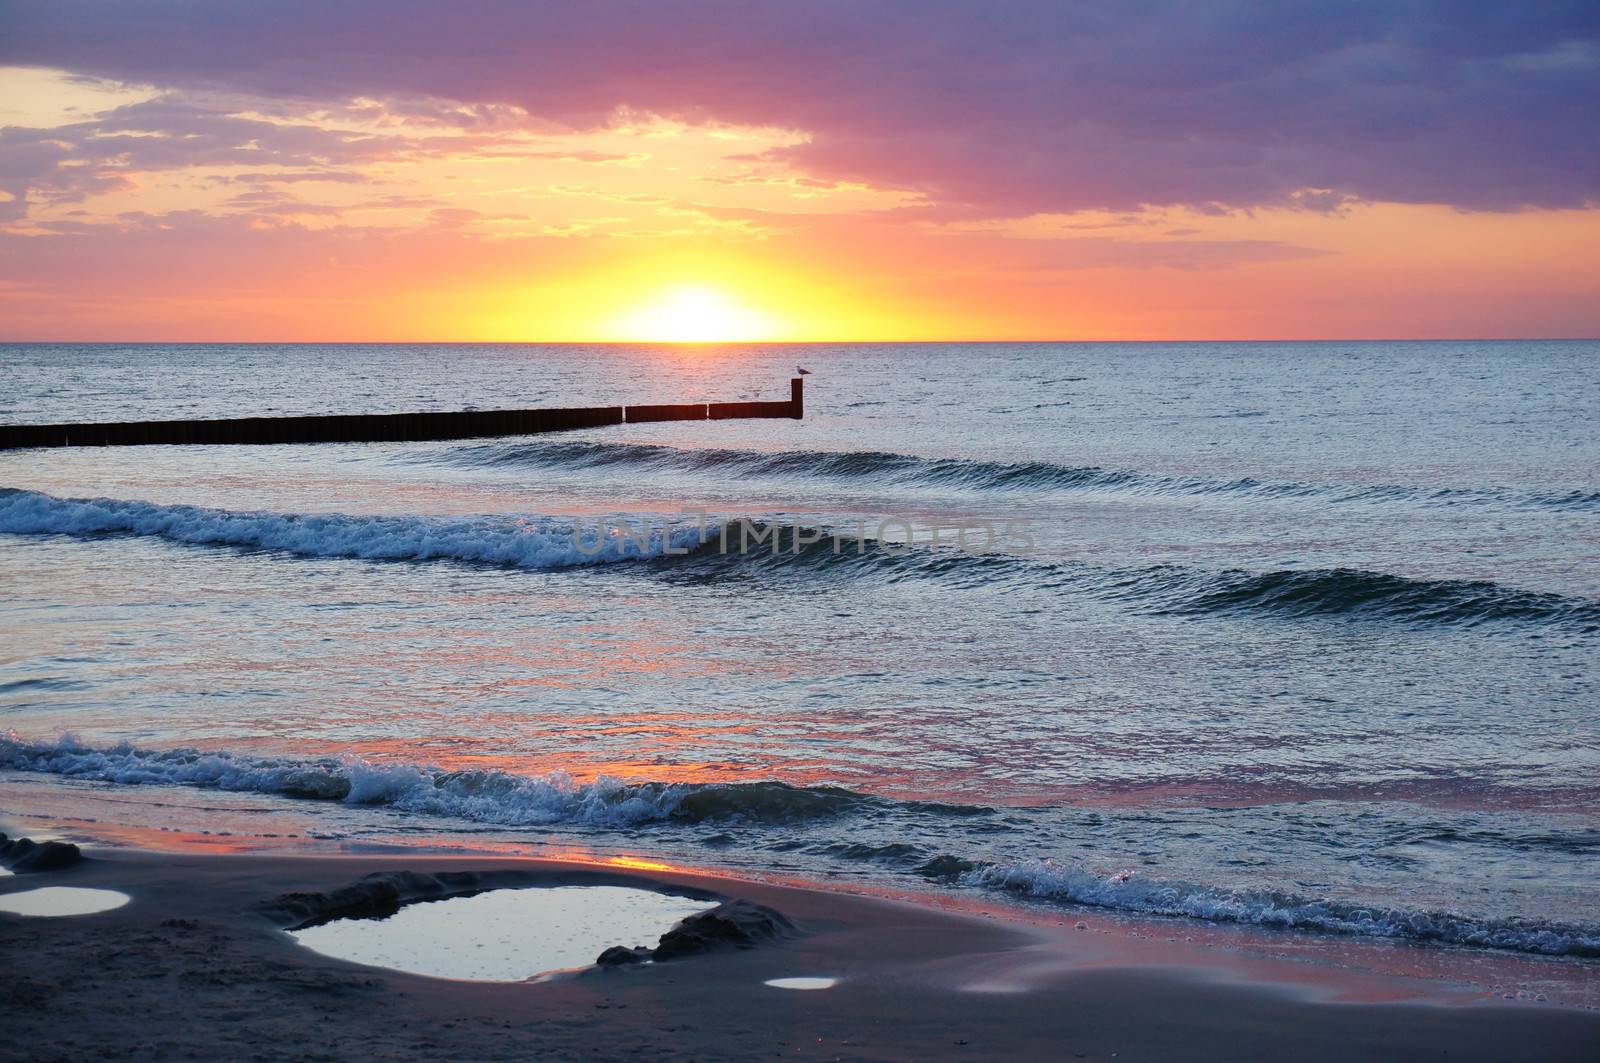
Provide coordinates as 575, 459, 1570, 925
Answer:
1, 1, 1596, 215
0, 96, 403, 213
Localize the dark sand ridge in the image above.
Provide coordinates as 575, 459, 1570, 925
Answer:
2, 847, 1597, 1062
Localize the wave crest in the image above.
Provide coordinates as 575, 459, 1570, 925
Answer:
4, 489, 1594, 632
0, 734, 916, 828
8, 735, 1597, 959
428, 439, 1600, 512
931, 856, 1600, 957
0, 488, 702, 572
1122, 565, 1600, 631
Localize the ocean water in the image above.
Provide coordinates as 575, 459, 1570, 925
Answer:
2, 341, 1598, 960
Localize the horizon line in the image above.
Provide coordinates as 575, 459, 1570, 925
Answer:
3, 336, 1598, 346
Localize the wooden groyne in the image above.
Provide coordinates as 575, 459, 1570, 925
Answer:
0, 377, 804, 450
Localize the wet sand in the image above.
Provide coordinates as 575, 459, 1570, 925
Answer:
2, 846, 1596, 1062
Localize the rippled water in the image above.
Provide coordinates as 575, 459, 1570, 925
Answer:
1, 341, 1597, 957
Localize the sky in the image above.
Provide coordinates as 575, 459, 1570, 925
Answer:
0, 1, 1597, 342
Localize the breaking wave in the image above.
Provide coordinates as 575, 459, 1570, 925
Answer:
3, 489, 1595, 632
923, 856, 1600, 958
6, 733, 1597, 958
424, 439, 1600, 512
1101, 565, 1600, 631
0, 734, 917, 827
0, 487, 704, 571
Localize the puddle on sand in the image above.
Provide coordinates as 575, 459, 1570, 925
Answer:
765, 977, 839, 991
291, 885, 717, 982
0, 886, 130, 916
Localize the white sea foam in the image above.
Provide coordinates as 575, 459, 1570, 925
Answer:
0, 734, 863, 828
4, 735, 1598, 958
0, 733, 682, 826
0, 488, 706, 571
961, 858, 1600, 956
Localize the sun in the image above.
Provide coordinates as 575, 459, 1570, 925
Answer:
607, 285, 777, 343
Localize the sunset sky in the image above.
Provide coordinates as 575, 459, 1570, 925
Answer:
1, 2, 1597, 341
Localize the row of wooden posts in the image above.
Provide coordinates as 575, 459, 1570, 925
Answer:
0, 378, 804, 450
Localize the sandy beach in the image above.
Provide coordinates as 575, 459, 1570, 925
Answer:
2, 842, 1596, 1062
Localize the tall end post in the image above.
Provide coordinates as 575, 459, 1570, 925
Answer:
791, 376, 804, 419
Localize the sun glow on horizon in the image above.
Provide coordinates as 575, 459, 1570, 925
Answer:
605, 284, 779, 343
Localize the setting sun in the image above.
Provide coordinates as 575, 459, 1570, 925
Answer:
605, 285, 778, 343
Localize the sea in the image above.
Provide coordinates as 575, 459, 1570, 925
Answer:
2, 341, 1597, 969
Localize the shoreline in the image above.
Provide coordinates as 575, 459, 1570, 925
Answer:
6, 771, 1599, 1007
3, 843, 1596, 1061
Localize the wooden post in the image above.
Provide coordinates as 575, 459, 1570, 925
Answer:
0, 380, 800, 451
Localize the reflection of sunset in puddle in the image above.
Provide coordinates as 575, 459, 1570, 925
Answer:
765, 977, 838, 991
6, 774, 1598, 1010
0, 887, 130, 917
291, 886, 716, 982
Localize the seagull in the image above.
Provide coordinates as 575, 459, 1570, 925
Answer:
796, 365, 812, 376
